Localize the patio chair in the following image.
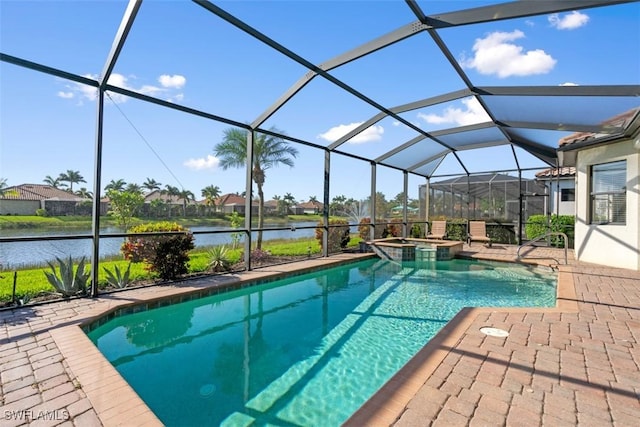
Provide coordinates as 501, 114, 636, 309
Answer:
467, 221, 492, 247
428, 220, 447, 240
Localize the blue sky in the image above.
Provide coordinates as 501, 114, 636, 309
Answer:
1, 1, 639, 203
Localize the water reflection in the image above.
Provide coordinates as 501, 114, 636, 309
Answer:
1, 222, 319, 268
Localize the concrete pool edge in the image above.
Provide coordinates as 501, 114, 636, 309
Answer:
49, 253, 572, 426
343, 264, 578, 426
50, 253, 376, 427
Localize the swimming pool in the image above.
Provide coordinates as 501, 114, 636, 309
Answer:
87, 258, 556, 426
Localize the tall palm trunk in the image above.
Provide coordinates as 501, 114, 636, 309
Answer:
256, 183, 265, 250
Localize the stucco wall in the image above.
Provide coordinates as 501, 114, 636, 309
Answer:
0, 200, 40, 215
574, 138, 639, 270
548, 179, 576, 216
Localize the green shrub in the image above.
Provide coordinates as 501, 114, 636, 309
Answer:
386, 218, 402, 237
525, 215, 575, 247
358, 217, 371, 240
316, 219, 350, 253
357, 217, 387, 240
445, 221, 467, 242
409, 223, 423, 238
35, 208, 48, 217
121, 222, 195, 280
486, 223, 516, 244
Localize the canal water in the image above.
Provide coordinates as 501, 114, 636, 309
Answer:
1, 222, 327, 269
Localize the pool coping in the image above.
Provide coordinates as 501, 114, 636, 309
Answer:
49, 253, 575, 427
343, 263, 578, 426
49, 253, 375, 426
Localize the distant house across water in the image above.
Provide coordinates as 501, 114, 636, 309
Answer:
0, 184, 98, 216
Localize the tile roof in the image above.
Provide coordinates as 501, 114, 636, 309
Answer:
1, 184, 85, 201
298, 201, 324, 209
558, 108, 639, 148
216, 194, 245, 206
535, 167, 576, 179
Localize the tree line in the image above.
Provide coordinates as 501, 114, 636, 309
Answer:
2, 126, 420, 249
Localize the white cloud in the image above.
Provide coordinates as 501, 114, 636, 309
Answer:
417, 97, 491, 127
560, 82, 579, 86
59, 73, 186, 104
184, 155, 220, 171
460, 30, 556, 78
159, 74, 186, 89
549, 11, 589, 30
317, 122, 384, 144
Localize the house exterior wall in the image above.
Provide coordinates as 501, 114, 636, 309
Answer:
0, 200, 40, 215
548, 179, 576, 216
574, 138, 639, 270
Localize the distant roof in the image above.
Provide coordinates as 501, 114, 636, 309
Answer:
535, 167, 576, 179
216, 193, 245, 206
144, 189, 184, 204
215, 193, 259, 206
1, 184, 85, 201
298, 201, 323, 209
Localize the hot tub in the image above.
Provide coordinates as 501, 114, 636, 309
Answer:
368, 238, 463, 262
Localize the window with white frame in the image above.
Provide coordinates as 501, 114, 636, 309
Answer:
590, 160, 626, 224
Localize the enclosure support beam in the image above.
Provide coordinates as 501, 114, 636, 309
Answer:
518, 171, 523, 245
370, 163, 377, 241
425, 177, 430, 229
90, 90, 105, 298
466, 175, 471, 223
323, 150, 330, 257
244, 131, 254, 270
403, 171, 409, 237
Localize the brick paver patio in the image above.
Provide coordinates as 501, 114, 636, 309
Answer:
1, 246, 639, 426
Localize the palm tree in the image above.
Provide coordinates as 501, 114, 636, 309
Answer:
214, 127, 298, 249
330, 194, 347, 216
272, 194, 284, 215
105, 179, 126, 193
58, 170, 86, 193
283, 192, 296, 215
125, 183, 143, 195
0, 178, 17, 198
201, 185, 221, 215
178, 189, 195, 217
162, 184, 180, 200
75, 187, 93, 199
43, 175, 62, 189
142, 178, 161, 194
162, 185, 180, 217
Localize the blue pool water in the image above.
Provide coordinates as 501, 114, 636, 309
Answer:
87, 258, 556, 426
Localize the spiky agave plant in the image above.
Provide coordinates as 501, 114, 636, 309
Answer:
103, 263, 132, 289
207, 245, 231, 272
43, 256, 90, 297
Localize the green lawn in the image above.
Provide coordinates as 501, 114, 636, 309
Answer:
0, 235, 354, 304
